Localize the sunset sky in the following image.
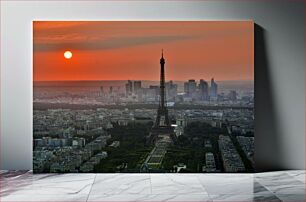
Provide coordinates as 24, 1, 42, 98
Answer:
33, 21, 253, 81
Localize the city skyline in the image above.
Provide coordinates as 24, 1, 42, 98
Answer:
34, 21, 253, 81
33, 21, 254, 173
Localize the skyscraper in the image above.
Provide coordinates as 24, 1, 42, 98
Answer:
184, 82, 189, 95
199, 79, 209, 100
133, 81, 142, 93
165, 80, 178, 100
184, 79, 197, 97
125, 80, 133, 96
210, 78, 218, 99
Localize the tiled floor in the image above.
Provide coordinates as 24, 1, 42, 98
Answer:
0, 170, 305, 202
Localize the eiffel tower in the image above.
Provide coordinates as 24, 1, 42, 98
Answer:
147, 50, 175, 145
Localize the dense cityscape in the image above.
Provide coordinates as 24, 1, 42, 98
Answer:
33, 76, 254, 173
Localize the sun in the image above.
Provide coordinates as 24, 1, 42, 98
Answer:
64, 51, 72, 59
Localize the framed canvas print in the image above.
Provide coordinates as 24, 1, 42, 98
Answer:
33, 21, 254, 173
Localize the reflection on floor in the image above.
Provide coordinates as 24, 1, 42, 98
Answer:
0, 170, 305, 201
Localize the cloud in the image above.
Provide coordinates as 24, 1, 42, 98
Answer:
33, 21, 252, 53
34, 35, 195, 52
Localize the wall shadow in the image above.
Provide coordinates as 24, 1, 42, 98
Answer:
254, 24, 284, 172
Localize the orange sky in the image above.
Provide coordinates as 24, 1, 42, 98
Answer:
33, 21, 254, 81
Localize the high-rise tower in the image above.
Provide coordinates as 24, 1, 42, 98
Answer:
147, 50, 175, 146
153, 50, 171, 128
147, 51, 176, 144
210, 78, 218, 99
160, 50, 165, 110
143, 50, 176, 173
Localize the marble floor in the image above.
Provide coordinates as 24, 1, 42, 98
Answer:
0, 170, 305, 202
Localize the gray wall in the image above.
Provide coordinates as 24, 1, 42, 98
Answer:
1, 0, 304, 171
